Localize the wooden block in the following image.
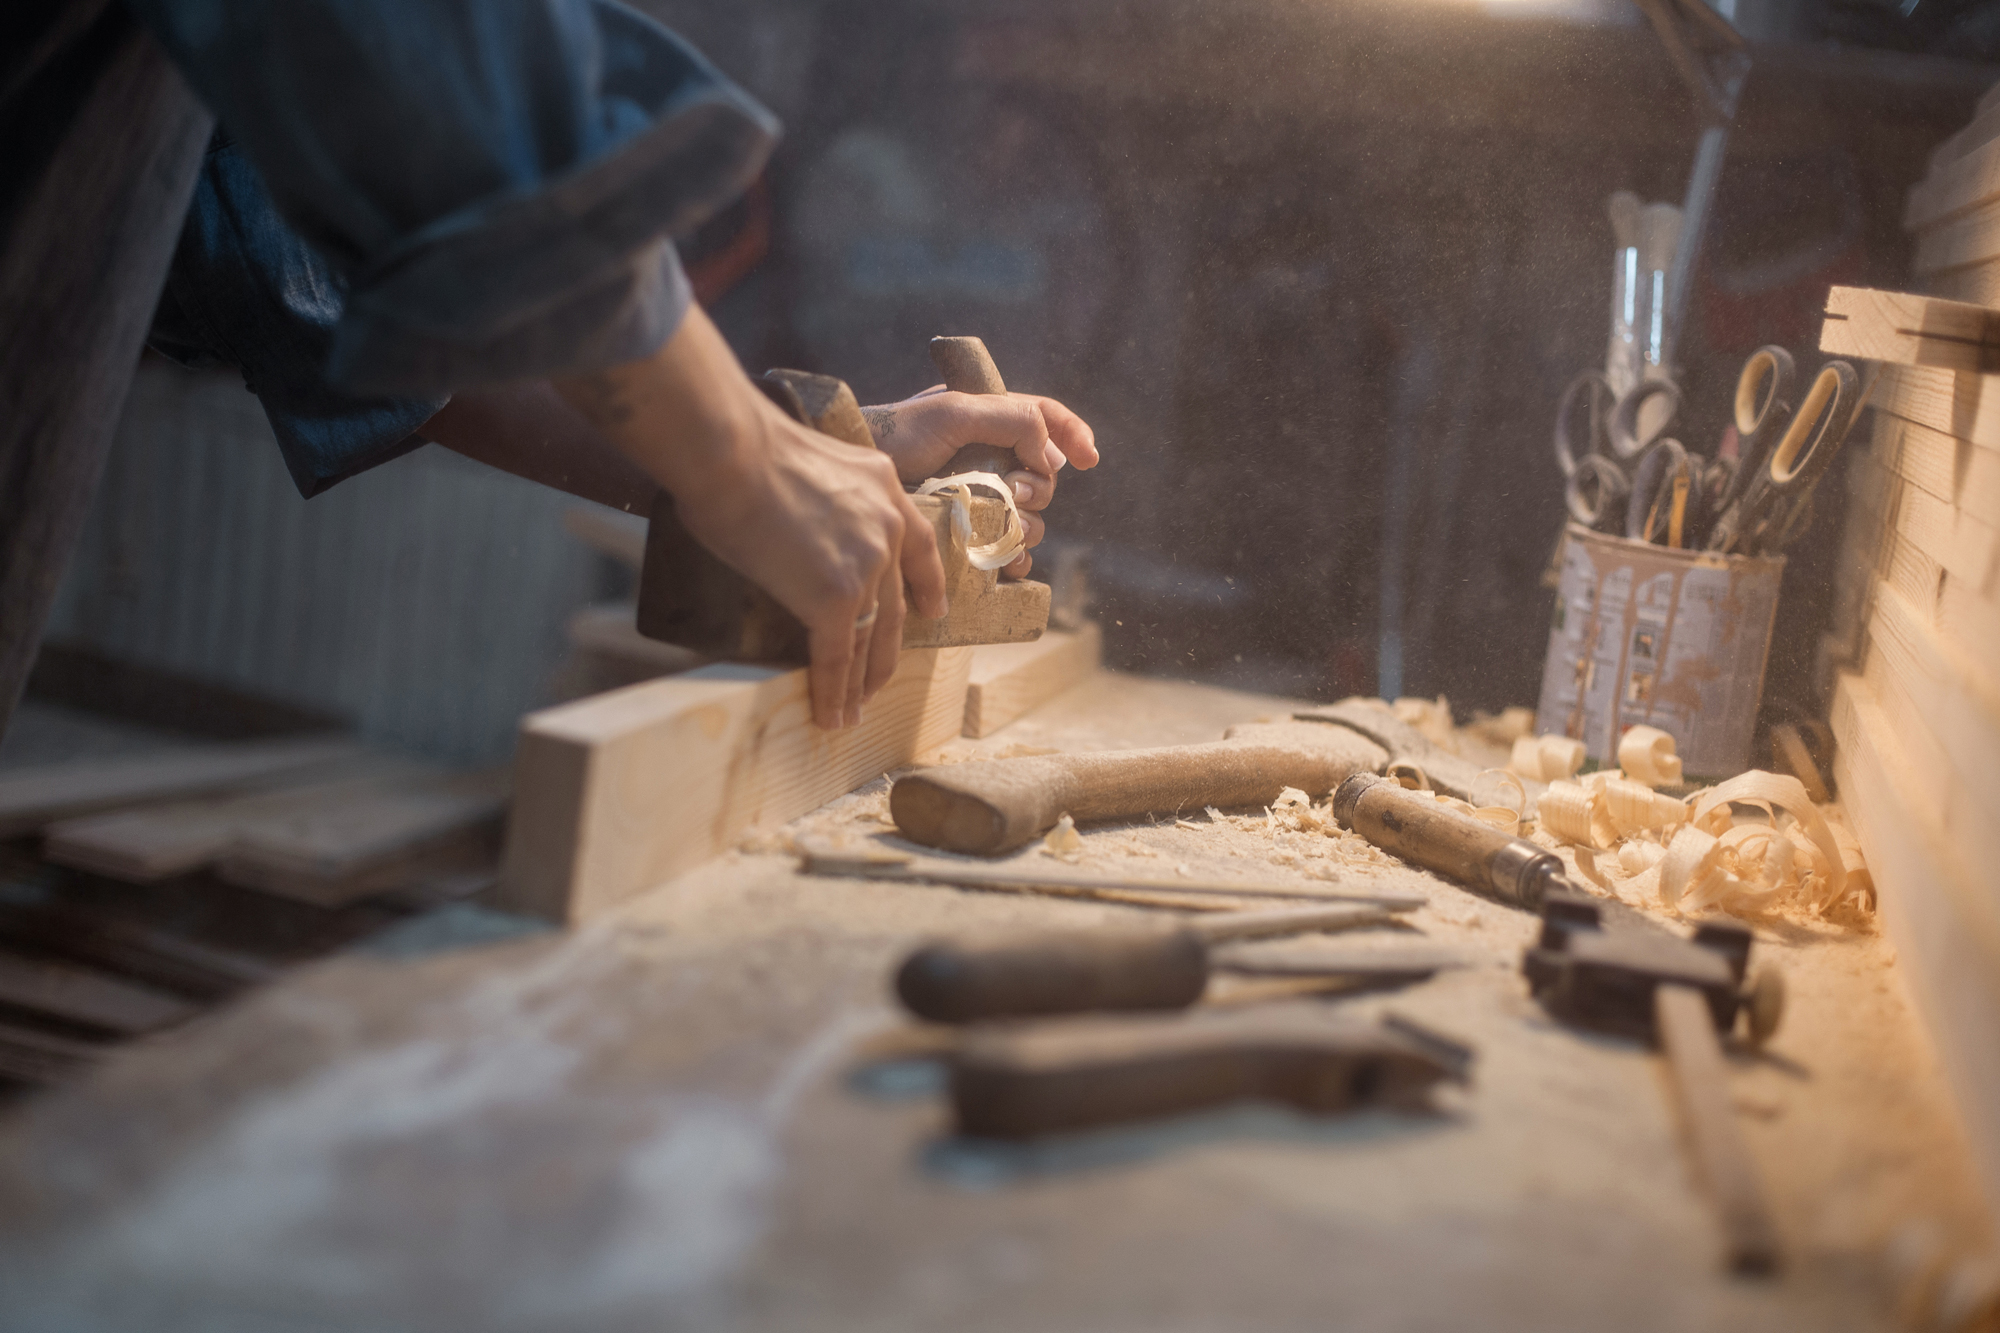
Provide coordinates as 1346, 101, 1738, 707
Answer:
0, 946, 198, 1036
1821, 287, 2000, 374
637, 492, 1046, 660
1914, 194, 2000, 278
0, 736, 365, 837
1929, 257, 2000, 308
42, 753, 430, 882
1907, 133, 2000, 232
217, 768, 510, 907
1830, 672, 2000, 1220
498, 646, 974, 924
962, 622, 1104, 738
1875, 363, 2000, 451
1871, 412, 2000, 526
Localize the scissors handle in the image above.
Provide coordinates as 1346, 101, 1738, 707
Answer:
1566, 454, 1630, 529
1554, 371, 1613, 479
1708, 359, 1862, 554
1610, 378, 1681, 461
1712, 345, 1796, 521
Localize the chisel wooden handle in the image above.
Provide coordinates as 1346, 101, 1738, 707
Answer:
1333, 773, 1560, 911
951, 1014, 1455, 1140
898, 928, 1208, 1023
891, 721, 1388, 855
927, 335, 1020, 479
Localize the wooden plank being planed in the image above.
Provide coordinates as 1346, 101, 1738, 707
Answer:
0, 736, 366, 837
962, 622, 1103, 738
1820, 286, 2000, 374
0, 947, 199, 1036
499, 647, 973, 924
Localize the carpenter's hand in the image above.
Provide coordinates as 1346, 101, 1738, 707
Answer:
553, 308, 947, 730
862, 389, 1098, 579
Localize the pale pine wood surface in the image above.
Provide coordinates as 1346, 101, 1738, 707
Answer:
961, 622, 1103, 738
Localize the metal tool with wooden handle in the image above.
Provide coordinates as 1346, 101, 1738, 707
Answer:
1523, 891, 1785, 1275
1333, 772, 1565, 912
890, 721, 1389, 855
895, 901, 1406, 1023
949, 1010, 1467, 1140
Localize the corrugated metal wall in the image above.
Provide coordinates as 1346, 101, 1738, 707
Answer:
45, 361, 602, 764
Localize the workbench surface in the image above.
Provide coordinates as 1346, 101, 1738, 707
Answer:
0, 674, 1988, 1332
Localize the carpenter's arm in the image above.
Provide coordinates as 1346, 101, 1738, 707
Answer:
419, 385, 657, 515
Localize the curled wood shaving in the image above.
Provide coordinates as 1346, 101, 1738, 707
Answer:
1509, 734, 1586, 783
1601, 775, 1687, 838
1386, 760, 1430, 791
915, 471, 1027, 571
1539, 780, 1618, 849
1619, 840, 1667, 875
1685, 770, 1846, 910
1470, 768, 1528, 819
1618, 724, 1684, 787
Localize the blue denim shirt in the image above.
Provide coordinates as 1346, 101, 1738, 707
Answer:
132, 0, 777, 496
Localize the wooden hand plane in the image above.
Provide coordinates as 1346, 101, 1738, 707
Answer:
634, 337, 1051, 661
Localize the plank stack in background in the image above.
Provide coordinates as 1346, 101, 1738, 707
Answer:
1913, 80, 2000, 307
1817, 84, 2000, 1226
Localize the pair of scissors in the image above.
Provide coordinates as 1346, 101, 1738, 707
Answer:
1705, 346, 1866, 555
1553, 371, 1684, 530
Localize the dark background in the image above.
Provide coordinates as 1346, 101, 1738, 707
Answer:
659, 0, 1988, 717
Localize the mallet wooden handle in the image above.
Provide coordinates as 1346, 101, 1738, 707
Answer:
890, 722, 1388, 855
927, 335, 1021, 479
1656, 983, 1782, 1275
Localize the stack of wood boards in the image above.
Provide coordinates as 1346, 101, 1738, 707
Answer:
1911, 81, 2000, 307
0, 736, 508, 908
1815, 111, 2000, 1219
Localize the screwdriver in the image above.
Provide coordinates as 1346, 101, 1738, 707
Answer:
895, 900, 1417, 1023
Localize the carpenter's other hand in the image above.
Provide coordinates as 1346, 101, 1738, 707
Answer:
862, 389, 1098, 579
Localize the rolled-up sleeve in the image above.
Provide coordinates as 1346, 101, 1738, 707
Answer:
128, 0, 779, 396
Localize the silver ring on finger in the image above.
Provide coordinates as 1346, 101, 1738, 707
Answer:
853, 606, 879, 630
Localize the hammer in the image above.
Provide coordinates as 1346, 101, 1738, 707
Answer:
1523, 890, 1786, 1275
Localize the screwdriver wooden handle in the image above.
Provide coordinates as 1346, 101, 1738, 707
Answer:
891, 721, 1388, 855
950, 1014, 1456, 1140
927, 335, 1021, 479
895, 902, 1394, 1024
897, 928, 1208, 1023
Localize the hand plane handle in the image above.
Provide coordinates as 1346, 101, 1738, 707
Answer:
927, 335, 1022, 479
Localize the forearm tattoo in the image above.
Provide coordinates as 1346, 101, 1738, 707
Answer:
863, 406, 897, 443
